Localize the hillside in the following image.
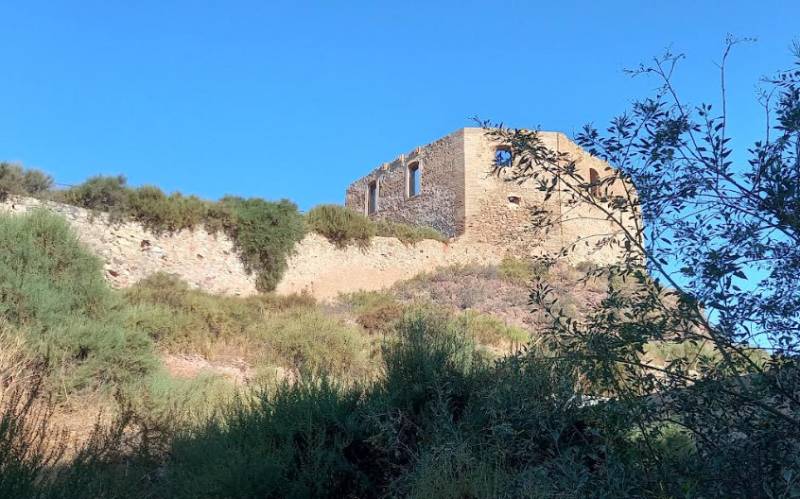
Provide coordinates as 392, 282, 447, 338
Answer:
0, 167, 788, 499
0, 198, 791, 497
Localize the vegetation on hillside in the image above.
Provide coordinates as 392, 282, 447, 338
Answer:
53, 175, 307, 291
3, 303, 787, 497
0, 162, 53, 199
0, 210, 157, 392
480, 38, 800, 495
125, 273, 374, 380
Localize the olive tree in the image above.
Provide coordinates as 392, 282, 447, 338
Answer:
482, 37, 800, 495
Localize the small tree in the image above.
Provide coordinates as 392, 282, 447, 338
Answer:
482, 37, 800, 494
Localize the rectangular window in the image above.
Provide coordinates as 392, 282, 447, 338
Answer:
589, 168, 600, 197
367, 181, 378, 215
407, 163, 420, 197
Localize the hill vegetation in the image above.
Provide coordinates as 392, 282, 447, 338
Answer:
0, 208, 790, 497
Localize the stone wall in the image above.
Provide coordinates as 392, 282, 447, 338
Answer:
461, 128, 633, 265
0, 195, 259, 296
276, 233, 503, 300
345, 129, 465, 237
0, 195, 504, 300
345, 127, 639, 266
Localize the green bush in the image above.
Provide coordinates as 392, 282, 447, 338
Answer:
0, 210, 158, 392
0, 162, 54, 198
0, 383, 65, 498
60, 178, 228, 233
374, 219, 447, 244
57, 175, 129, 216
59, 177, 305, 290
6, 302, 792, 497
339, 291, 405, 333
144, 308, 639, 498
222, 197, 306, 291
307, 204, 446, 248
456, 310, 529, 347
498, 255, 550, 284
306, 204, 375, 247
124, 273, 371, 378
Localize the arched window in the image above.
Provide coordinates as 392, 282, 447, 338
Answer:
495, 147, 512, 168
407, 162, 420, 197
589, 168, 600, 196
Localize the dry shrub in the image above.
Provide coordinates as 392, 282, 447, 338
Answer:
0, 324, 31, 401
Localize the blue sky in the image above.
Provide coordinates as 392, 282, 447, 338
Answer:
1, 0, 797, 211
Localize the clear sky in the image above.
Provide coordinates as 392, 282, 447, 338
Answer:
1, 0, 797, 211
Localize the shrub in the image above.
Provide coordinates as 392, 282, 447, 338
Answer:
57, 175, 130, 217
339, 291, 404, 333
258, 306, 371, 378
10, 301, 785, 497
0, 162, 54, 198
374, 219, 447, 244
124, 273, 371, 379
306, 204, 446, 248
162, 376, 370, 499
0, 210, 158, 392
456, 310, 529, 347
0, 383, 66, 498
59, 178, 303, 290
306, 204, 375, 248
222, 197, 306, 291
127, 186, 221, 233
498, 255, 550, 284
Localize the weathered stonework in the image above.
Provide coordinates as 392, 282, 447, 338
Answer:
346, 127, 638, 265
345, 130, 466, 237
1, 127, 639, 302
0, 196, 503, 300
276, 233, 503, 300
0, 196, 259, 296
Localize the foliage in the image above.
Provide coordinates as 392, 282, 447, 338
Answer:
374, 219, 447, 244
0, 304, 794, 497
497, 255, 551, 284
306, 204, 376, 247
0, 162, 54, 199
456, 309, 529, 347
480, 38, 800, 495
221, 196, 306, 291
307, 204, 446, 248
58, 178, 306, 290
125, 186, 221, 233
339, 290, 405, 333
17, 174, 444, 292
136, 310, 648, 498
0, 210, 158, 393
125, 273, 372, 379
0, 383, 66, 498
56, 175, 131, 218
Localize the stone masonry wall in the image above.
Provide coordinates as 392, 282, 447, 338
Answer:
345, 129, 465, 237
461, 128, 634, 265
0, 195, 504, 300
276, 233, 503, 300
0, 195, 259, 296
345, 127, 639, 266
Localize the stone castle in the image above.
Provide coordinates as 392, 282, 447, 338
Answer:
346, 127, 632, 263
0, 128, 634, 300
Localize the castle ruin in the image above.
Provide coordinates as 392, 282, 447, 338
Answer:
345, 127, 635, 264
